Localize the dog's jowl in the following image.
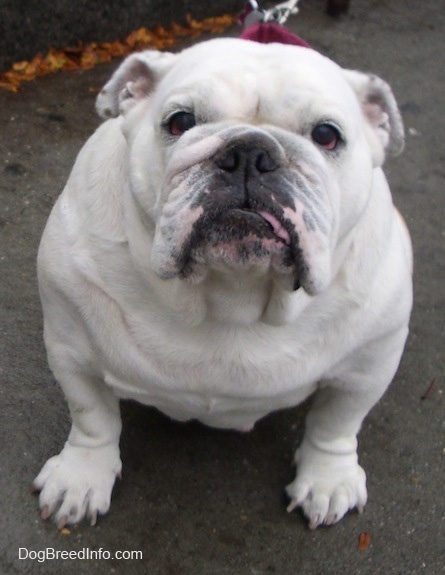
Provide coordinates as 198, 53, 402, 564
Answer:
34, 39, 412, 529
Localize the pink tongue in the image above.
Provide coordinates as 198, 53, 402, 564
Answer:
258, 211, 291, 245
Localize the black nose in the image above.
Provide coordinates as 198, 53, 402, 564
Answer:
216, 145, 279, 175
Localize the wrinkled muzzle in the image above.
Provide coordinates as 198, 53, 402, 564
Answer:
151, 128, 334, 295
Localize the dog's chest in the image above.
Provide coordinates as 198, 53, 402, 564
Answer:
99, 307, 333, 428
90, 254, 356, 427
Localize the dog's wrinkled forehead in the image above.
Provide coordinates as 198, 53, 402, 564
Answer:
154, 40, 358, 123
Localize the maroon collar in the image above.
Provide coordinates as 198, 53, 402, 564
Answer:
240, 21, 311, 48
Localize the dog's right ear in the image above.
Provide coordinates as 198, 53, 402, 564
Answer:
96, 51, 177, 119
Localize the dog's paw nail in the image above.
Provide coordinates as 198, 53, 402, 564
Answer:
40, 505, 50, 520
357, 505, 364, 514
325, 514, 337, 526
30, 483, 40, 495
90, 510, 98, 526
308, 514, 321, 530
286, 498, 299, 513
57, 515, 68, 530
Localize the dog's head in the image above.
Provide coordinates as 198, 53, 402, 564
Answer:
97, 38, 404, 295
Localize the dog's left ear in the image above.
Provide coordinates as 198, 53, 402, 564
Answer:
96, 50, 177, 119
343, 70, 405, 166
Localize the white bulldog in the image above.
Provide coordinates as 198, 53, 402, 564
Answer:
34, 38, 412, 530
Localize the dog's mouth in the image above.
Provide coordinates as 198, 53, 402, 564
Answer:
255, 210, 292, 245
178, 207, 304, 288
202, 208, 292, 246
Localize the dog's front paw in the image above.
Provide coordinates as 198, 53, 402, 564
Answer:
33, 443, 122, 528
285, 440, 367, 529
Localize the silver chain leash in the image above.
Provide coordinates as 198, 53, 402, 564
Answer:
244, 1, 301, 26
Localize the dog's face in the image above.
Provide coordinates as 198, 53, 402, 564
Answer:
97, 39, 404, 295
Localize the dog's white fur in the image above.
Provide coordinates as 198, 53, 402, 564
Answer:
34, 39, 412, 529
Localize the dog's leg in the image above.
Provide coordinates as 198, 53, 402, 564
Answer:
33, 368, 122, 528
286, 327, 408, 528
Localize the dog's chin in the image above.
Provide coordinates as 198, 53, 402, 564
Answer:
180, 210, 302, 290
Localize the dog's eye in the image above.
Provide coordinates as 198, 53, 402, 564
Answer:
168, 112, 196, 136
311, 124, 340, 150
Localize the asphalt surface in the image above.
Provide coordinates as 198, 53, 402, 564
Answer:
1, 1, 444, 574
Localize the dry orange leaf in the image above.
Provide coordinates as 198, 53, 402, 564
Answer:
358, 531, 371, 551
0, 14, 237, 92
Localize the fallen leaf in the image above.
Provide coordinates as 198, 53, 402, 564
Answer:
358, 531, 371, 551
0, 14, 237, 92
0, 80, 17, 92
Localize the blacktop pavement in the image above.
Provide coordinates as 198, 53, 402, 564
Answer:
0, 1, 443, 574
